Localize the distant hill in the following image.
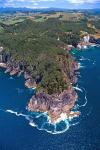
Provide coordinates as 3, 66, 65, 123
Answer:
0, 7, 65, 14
0, 7, 100, 14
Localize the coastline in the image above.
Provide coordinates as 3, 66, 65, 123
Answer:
2, 36, 99, 124
25, 41, 100, 124
1, 37, 99, 124
0, 57, 80, 124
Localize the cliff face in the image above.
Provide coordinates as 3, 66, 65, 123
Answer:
28, 86, 80, 123
0, 18, 81, 123
0, 50, 78, 91
0, 49, 80, 123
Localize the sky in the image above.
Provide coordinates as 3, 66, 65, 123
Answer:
0, 0, 100, 9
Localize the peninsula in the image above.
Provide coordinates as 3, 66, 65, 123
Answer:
0, 10, 99, 123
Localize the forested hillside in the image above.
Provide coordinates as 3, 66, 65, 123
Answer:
0, 13, 98, 94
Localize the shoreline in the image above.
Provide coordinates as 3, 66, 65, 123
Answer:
28, 86, 80, 124
0, 57, 80, 124
2, 40, 99, 124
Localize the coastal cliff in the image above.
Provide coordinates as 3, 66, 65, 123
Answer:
0, 18, 82, 123
0, 49, 80, 123
28, 86, 79, 123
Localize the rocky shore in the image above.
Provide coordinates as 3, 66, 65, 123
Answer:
77, 34, 100, 50
0, 50, 80, 124
28, 86, 80, 123
27, 62, 80, 123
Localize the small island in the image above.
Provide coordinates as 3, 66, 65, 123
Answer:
0, 11, 99, 123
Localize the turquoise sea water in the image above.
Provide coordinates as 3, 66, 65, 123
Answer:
0, 46, 100, 150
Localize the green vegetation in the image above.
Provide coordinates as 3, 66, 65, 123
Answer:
0, 12, 98, 94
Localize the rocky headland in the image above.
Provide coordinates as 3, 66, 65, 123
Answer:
0, 49, 80, 123
1, 33, 100, 123
28, 86, 80, 123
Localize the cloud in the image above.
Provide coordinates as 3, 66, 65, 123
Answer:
0, 0, 100, 8
0, 0, 56, 8
67, 0, 99, 4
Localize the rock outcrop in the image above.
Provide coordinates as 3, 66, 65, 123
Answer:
28, 85, 80, 123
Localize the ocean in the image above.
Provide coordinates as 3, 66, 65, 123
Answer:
0, 46, 100, 150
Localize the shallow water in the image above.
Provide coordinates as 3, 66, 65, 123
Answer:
0, 46, 100, 150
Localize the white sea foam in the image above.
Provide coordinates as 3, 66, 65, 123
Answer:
80, 65, 85, 68
73, 86, 83, 93
79, 57, 86, 61
79, 57, 90, 62
73, 104, 79, 109
6, 109, 76, 134
72, 122, 79, 126
81, 94, 88, 107
91, 44, 96, 47
6, 109, 27, 117
6, 109, 37, 127
6, 109, 16, 114
35, 112, 47, 119
41, 120, 70, 135
29, 121, 36, 127
78, 87, 88, 108
79, 62, 86, 69
52, 113, 68, 124
4, 108, 79, 134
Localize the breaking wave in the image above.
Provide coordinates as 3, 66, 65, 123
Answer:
78, 87, 88, 108
74, 86, 88, 109
0, 75, 88, 135
73, 85, 83, 93
0, 50, 92, 135
79, 63, 86, 69
0, 108, 80, 135
79, 57, 90, 61
0, 80, 88, 135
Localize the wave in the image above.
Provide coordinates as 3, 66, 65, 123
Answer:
81, 87, 88, 107
79, 57, 87, 61
82, 93, 88, 107
29, 121, 36, 127
35, 112, 47, 119
79, 56, 96, 67
6, 109, 27, 117
73, 86, 83, 93
72, 122, 79, 126
3, 108, 79, 135
79, 57, 90, 62
78, 62, 86, 69
77, 87, 88, 108
80, 65, 85, 69
39, 120, 70, 135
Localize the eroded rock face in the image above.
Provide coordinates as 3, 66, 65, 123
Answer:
28, 86, 79, 123
25, 78, 37, 89
0, 51, 80, 123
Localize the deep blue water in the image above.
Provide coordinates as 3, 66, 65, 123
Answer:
0, 46, 100, 150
